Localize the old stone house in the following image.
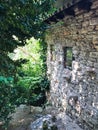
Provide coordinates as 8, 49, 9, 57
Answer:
45, 0, 98, 129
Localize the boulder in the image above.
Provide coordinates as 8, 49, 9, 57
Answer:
30, 114, 54, 130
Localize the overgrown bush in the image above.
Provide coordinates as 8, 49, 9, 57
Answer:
14, 76, 50, 106
0, 76, 16, 129
10, 38, 50, 106
0, 38, 50, 130
0, 0, 55, 129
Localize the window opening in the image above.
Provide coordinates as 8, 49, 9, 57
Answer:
50, 45, 55, 61
63, 47, 73, 69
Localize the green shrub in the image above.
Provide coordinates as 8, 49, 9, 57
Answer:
0, 76, 15, 129
15, 76, 50, 106
43, 121, 49, 130
50, 125, 58, 130
12, 39, 50, 106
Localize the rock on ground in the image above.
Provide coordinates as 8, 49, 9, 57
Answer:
29, 112, 83, 130
0, 106, 83, 130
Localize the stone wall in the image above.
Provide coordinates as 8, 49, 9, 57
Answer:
46, 0, 98, 129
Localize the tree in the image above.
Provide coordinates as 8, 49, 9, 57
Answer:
0, 0, 55, 52
0, 0, 55, 128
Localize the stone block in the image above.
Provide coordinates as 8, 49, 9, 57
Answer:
63, 31, 71, 36
88, 57, 97, 62
95, 69, 98, 74
86, 67, 95, 72
90, 18, 98, 26
31, 106, 43, 113
91, 1, 98, 9
90, 52, 98, 58
93, 37, 98, 44
87, 61, 94, 67
87, 25, 95, 32
95, 25, 98, 31
94, 63, 98, 69
82, 21, 89, 27
62, 69, 71, 79
81, 29, 88, 34
83, 11, 93, 18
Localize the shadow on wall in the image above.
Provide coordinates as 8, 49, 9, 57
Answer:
65, 61, 98, 129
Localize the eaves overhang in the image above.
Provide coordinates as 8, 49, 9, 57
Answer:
44, 0, 93, 24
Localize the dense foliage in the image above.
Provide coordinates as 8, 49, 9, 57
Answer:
12, 38, 50, 106
0, 76, 15, 129
0, 0, 54, 51
0, 0, 55, 129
